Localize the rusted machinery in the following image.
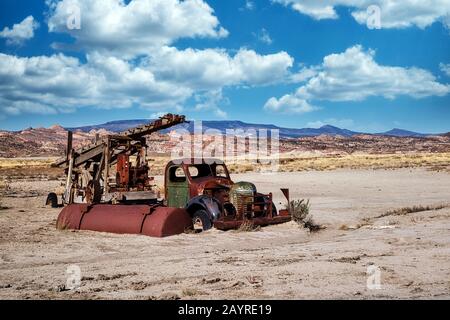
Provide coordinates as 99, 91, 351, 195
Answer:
53, 114, 193, 237
51, 114, 291, 238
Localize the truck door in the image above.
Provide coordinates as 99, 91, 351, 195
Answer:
166, 165, 189, 208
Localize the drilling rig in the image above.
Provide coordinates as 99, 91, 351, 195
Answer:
52, 114, 193, 237
53, 113, 186, 206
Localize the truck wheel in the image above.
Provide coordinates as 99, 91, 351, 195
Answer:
192, 210, 212, 231
46, 192, 59, 208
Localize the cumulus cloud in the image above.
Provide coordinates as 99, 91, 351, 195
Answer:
0, 53, 191, 115
0, 16, 39, 45
0, 0, 296, 117
245, 1, 255, 10
264, 94, 318, 113
0, 46, 294, 115
265, 45, 450, 113
440, 63, 450, 76
147, 46, 293, 89
289, 66, 319, 83
46, 0, 228, 58
194, 89, 229, 118
273, 0, 450, 29
257, 28, 273, 45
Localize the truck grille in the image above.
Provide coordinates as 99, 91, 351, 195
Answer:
230, 182, 256, 217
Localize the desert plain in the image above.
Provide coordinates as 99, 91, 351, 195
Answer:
0, 160, 449, 300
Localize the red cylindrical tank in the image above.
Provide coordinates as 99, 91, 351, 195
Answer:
141, 207, 193, 237
56, 204, 192, 238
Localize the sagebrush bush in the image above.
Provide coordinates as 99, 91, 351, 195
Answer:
288, 199, 323, 232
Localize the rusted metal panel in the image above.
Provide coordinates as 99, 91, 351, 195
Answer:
116, 154, 130, 186
166, 181, 190, 208
165, 164, 190, 208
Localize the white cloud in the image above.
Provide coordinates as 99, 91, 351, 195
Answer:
0, 16, 39, 45
246, 1, 255, 10
4, 101, 58, 115
265, 45, 450, 113
0, 46, 294, 115
264, 94, 318, 113
300, 45, 449, 100
194, 89, 228, 118
289, 66, 319, 83
47, 0, 228, 58
307, 118, 354, 128
440, 62, 450, 76
258, 28, 273, 45
0, 52, 191, 115
148, 46, 293, 89
0, 0, 296, 117
273, 0, 450, 29
240, 1, 255, 11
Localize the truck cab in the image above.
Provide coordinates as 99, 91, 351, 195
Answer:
164, 158, 233, 208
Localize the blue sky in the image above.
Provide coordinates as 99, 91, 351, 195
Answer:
0, 0, 449, 133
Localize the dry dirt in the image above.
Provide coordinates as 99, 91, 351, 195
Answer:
0, 169, 449, 300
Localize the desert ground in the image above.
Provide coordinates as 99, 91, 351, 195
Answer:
0, 167, 449, 300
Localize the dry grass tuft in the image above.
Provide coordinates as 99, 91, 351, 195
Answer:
0, 180, 8, 189
184, 226, 200, 234
0, 180, 9, 210
226, 152, 450, 173
234, 220, 261, 233
0, 157, 63, 180
0, 157, 58, 169
376, 204, 449, 219
339, 224, 362, 231
280, 153, 450, 172
182, 288, 205, 297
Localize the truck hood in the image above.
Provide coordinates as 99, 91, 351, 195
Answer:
191, 176, 234, 194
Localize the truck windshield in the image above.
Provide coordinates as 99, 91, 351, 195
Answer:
188, 164, 213, 178
188, 163, 229, 179
212, 164, 228, 178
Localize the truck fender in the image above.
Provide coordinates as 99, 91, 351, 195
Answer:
185, 195, 222, 221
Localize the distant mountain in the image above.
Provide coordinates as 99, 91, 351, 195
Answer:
2, 122, 449, 158
66, 119, 440, 138
380, 128, 429, 137
67, 119, 362, 138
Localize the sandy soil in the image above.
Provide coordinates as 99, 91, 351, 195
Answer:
0, 168, 449, 300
